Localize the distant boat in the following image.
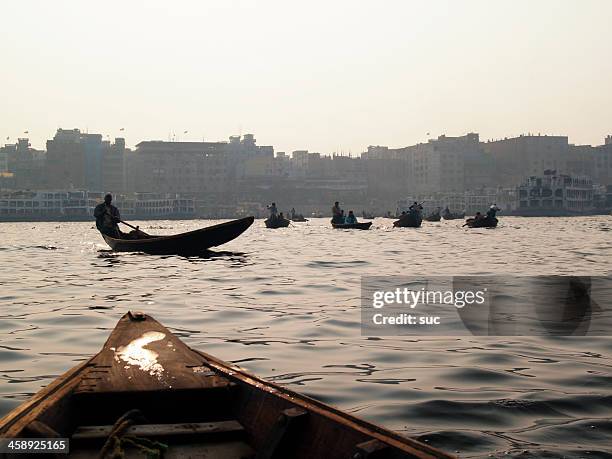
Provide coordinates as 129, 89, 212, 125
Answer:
464, 216, 498, 228
290, 213, 308, 222
424, 210, 441, 222
393, 212, 422, 228
265, 217, 291, 228
442, 209, 465, 220
102, 217, 254, 255
361, 211, 374, 219
332, 221, 372, 230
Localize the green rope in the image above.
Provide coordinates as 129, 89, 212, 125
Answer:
99, 409, 167, 459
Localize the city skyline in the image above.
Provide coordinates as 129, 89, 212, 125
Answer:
3, 113, 611, 157
2, 0, 611, 153
3, 127, 612, 157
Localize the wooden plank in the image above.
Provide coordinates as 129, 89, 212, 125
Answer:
353, 439, 392, 458
23, 420, 61, 438
74, 313, 230, 394
73, 420, 244, 440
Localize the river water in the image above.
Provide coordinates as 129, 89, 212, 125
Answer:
0, 217, 611, 457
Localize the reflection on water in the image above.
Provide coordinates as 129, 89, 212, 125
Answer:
0, 216, 611, 458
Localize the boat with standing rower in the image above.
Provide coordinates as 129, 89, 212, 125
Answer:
102, 216, 254, 255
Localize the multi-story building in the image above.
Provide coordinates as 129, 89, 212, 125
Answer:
0, 146, 8, 173
592, 136, 612, 186
408, 133, 490, 194
516, 171, 595, 215
103, 137, 128, 192
363, 133, 492, 198
0, 138, 46, 189
46, 129, 126, 192
128, 134, 273, 196
128, 140, 228, 194
362, 146, 411, 200
483, 134, 571, 187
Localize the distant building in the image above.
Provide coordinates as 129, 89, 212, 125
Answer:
0, 138, 46, 189
362, 146, 410, 199
128, 134, 272, 195
103, 137, 128, 192
46, 129, 126, 192
363, 133, 492, 197
0, 189, 195, 221
483, 135, 571, 187
408, 133, 491, 194
516, 171, 595, 215
128, 140, 228, 194
0, 147, 7, 173
592, 136, 612, 186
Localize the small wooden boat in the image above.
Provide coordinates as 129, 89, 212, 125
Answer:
291, 216, 308, 222
424, 213, 441, 222
464, 216, 498, 228
442, 211, 465, 220
265, 217, 291, 228
102, 217, 254, 255
0, 312, 453, 459
393, 213, 422, 228
332, 222, 372, 230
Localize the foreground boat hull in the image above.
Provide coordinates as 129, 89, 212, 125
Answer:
0, 312, 453, 459
332, 222, 372, 230
102, 216, 254, 255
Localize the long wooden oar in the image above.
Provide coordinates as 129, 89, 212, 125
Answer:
118, 219, 149, 236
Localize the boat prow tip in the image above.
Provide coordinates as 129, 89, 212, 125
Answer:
127, 310, 147, 321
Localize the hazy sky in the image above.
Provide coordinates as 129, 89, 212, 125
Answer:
1, 0, 611, 154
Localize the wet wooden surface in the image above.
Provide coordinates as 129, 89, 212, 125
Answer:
75, 312, 230, 394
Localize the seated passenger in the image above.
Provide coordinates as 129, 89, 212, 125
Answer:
345, 210, 358, 224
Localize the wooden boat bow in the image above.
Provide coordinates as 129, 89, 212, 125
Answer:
0, 312, 455, 458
